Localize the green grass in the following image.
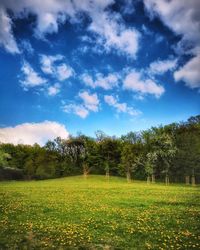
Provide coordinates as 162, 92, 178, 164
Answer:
0, 175, 199, 249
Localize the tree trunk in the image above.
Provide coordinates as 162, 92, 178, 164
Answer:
165, 174, 169, 185
191, 169, 195, 186
152, 174, 155, 183
83, 163, 89, 179
191, 175, 196, 186
147, 175, 150, 184
126, 171, 131, 183
83, 170, 88, 179
185, 175, 190, 185
106, 170, 110, 180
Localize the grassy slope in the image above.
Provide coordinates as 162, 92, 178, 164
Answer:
0, 175, 199, 249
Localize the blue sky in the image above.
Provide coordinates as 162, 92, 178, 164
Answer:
0, 0, 199, 145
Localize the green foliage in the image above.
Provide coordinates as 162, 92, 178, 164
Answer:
120, 142, 142, 178
0, 149, 10, 167
0, 115, 200, 183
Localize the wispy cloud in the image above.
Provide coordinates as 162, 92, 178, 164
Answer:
47, 83, 60, 96
63, 104, 89, 119
123, 70, 165, 98
148, 58, 177, 75
20, 61, 47, 88
0, 0, 140, 58
56, 64, 74, 81
174, 55, 200, 90
87, 11, 140, 58
0, 8, 20, 54
144, 0, 200, 90
20, 39, 34, 55
40, 54, 63, 74
104, 95, 141, 116
81, 72, 119, 90
63, 91, 100, 118
40, 54, 74, 81
79, 91, 100, 112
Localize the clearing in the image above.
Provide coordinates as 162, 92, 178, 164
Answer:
0, 175, 199, 249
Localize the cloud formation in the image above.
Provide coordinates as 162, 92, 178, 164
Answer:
0, 0, 140, 58
40, 54, 74, 81
104, 95, 141, 116
79, 91, 100, 112
63, 91, 100, 118
20, 40, 34, 55
87, 11, 140, 57
21, 61, 47, 88
82, 72, 119, 90
0, 8, 20, 54
63, 104, 89, 119
47, 83, 60, 96
0, 121, 69, 145
123, 70, 165, 98
144, 0, 200, 89
148, 58, 177, 75
174, 55, 200, 89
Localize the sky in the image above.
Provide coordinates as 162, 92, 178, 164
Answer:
0, 0, 199, 145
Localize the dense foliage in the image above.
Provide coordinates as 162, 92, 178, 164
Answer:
0, 115, 200, 184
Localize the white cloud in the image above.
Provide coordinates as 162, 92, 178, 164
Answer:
63, 104, 89, 119
81, 72, 119, 90
123, 70, 165, 98
104, 95, 116, 106
56, 64, 74, 81
0, 0, 140, 58
88, 11, 140, 57
144, 0, 200, 90
174, 55, 200, 89
20, 39, 34, 54
0, 0, 75, 39
40, 54, 63, 74
21, 61, 47, 88
82, 74, 94, 87
40, 54, 74, 81
0, 8, 20, 54
104, 95, 141, 116
142, 24, 153, 36
47, 83, 60, 96
148, 58, 177, 75
120, 0, 135, 15
0, 121, 69, 145
62, 91, 100, 118
71, 0, 140, 57
144, 0, 200, 53
79, 91, 99, 112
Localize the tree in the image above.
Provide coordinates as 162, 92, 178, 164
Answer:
142, 129, 157, 183
144, 152, 157, 184
142, 128, 176, 184
77, 135, 97, 178
98, 137, 121, 178
0, 149, 11, 167
24, 157, 35, 180
156, 133, 177, 185
174, 119, 200, 185
120, 141, 142, 182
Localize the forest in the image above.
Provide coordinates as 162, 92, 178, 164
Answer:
0, 115, 200, 184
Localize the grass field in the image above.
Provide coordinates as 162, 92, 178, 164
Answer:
0, 175, 199, 249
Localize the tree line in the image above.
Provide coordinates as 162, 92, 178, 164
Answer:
0, 115, 200, 185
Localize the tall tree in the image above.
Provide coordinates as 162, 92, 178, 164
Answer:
120, 142, 141, 182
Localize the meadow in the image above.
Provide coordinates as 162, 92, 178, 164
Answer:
0, 175, 199, 249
